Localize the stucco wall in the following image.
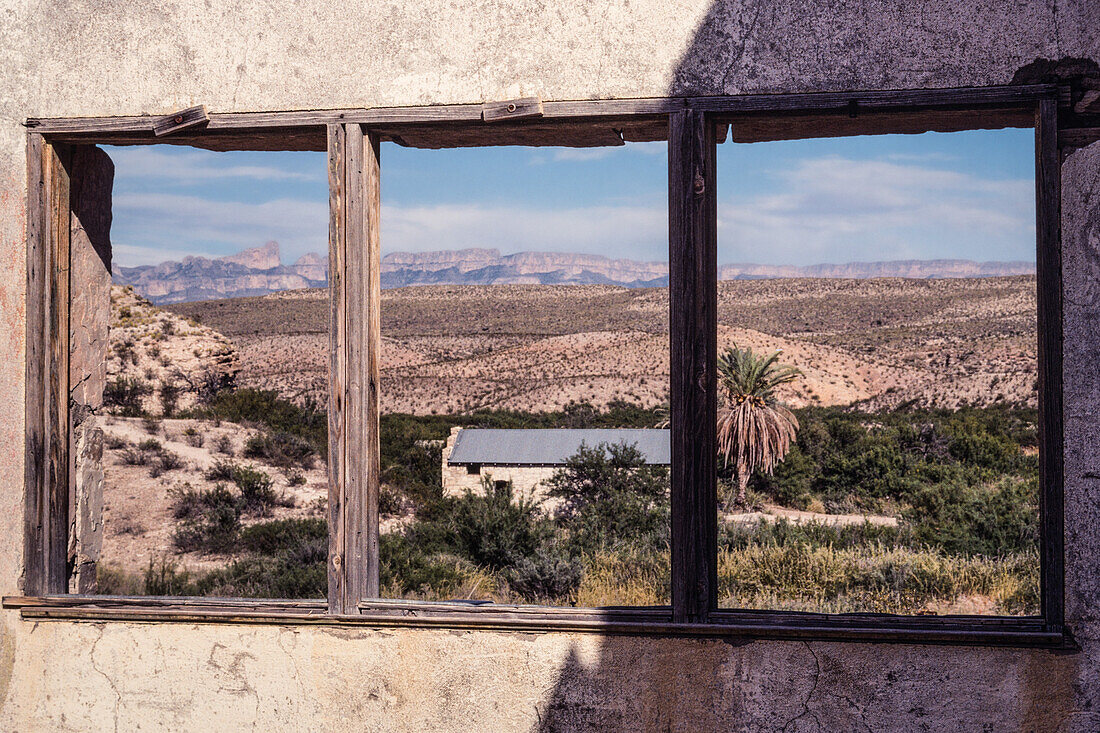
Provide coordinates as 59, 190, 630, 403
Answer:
1, 1, 1098, 730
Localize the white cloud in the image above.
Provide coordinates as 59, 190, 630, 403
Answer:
111, 192, 327, 265
107, 147, 320, 183
718, 156, 1035, 264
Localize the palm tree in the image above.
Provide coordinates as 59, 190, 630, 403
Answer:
717, 346, 802, 509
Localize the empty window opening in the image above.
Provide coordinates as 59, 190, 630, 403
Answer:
378, 141, 673, 607
713, 128, 1040, 616
81, 145, 330, 598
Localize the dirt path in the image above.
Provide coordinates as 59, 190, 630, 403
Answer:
723, 504, 898, 527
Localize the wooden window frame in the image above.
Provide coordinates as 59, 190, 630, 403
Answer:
6, 83, 1075, 647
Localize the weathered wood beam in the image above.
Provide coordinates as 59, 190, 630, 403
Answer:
24, 135, 72, 595
24, 84, 1059, 136
328, 123, 382, 613
326, 123, 349, 613
1036, 97, 1064, 631
668, 110, 717, 624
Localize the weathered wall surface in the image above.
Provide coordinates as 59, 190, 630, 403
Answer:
1, 1, 1098, 730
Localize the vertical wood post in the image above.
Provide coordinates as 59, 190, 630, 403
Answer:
668, 110, 718, 623
328, 123, 382, 613
24, 134, 71, 595
1036, 96, 1064, 629
326, 124, 349, 612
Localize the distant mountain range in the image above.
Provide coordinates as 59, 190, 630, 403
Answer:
112, 242, 1036, 304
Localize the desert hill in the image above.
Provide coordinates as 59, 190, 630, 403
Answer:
165, 275, 1038, 414
115, 241, 1034, 304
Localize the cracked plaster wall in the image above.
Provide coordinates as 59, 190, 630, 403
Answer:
0, 0, 1098, 730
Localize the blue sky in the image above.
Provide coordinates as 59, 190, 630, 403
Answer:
105, 127, 1035, 268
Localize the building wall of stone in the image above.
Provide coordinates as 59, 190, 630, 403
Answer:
0, 1, 1098, 729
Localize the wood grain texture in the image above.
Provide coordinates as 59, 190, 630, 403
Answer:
668, 110, 718, 624
0, 596, 1067, 647
326, 124, 348, 613
46, 142, 71, 594
343, 124, 382, 605
482, 97, 544, 122
25, 84, 1057, 135
152, 105, 209, 136
23, 133, 47, 596
1036, 96, 1065, 630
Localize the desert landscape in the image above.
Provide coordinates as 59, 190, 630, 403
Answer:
89, 271, 1043, 614
165, 274, 1037, 414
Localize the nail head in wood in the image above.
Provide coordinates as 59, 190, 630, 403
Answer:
152, 105, 209, 136
482, 97, 544, 122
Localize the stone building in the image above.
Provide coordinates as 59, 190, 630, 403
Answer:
442, 428, 670, 497
1, 2, 1099, 731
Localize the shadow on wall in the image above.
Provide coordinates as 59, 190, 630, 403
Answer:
530, 2, 1087, 729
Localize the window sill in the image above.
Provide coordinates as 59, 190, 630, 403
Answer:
3, 596, 1072, 649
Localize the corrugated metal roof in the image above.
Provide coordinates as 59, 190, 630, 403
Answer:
447, 429, 670, 466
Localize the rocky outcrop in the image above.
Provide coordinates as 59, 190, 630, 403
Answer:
115, 242, 1036, 304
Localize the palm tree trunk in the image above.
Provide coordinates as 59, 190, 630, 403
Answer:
736, 469, 750, 508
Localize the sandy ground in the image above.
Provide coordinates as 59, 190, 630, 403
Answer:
99, 416, 328, 573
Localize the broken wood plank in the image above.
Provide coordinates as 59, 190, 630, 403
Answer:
482, 97, 544, 122
152, 105, 209, 136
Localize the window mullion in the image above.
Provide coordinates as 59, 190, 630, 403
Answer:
668, 109, 718, 623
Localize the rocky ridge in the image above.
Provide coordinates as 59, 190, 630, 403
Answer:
115, 241, 1035, 304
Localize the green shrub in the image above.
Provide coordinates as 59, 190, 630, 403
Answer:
240, 518, 327, 556
506, 546, 583, 601
159, 381, 181, 417
170, 484, 241, 553
137, 438, 162, 452
446, 480, 551, 570
547, 442, 669, 555
232, 464, 280, 515
103, 377, 148, 417
243, 432, 316, 470
905, 478, 1039, 556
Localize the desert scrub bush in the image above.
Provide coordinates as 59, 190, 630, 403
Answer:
103, 376, 149, 417
505, 546, 583, 602
284, 469, 306, 487
182, 426, 205, 448
213, 434, 235, 456
95, 562, 145, 595
159, 380, 181, 417
203, 459, 283, 512
379, 533, 498, 601
546, 442, 669, 555
170, 484, 241, 553
446, 480, 552, 570
104, 433, 129, 450
239, 517, 327, 556
137, 438, 162, 452
195, 388, 325, 453
243, 431, 316, 470
149, 449, 184, 478
904, 477, 1038, 556
142, 416, 161, 435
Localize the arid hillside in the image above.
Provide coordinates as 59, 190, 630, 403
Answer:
165, 275, 1038, 413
